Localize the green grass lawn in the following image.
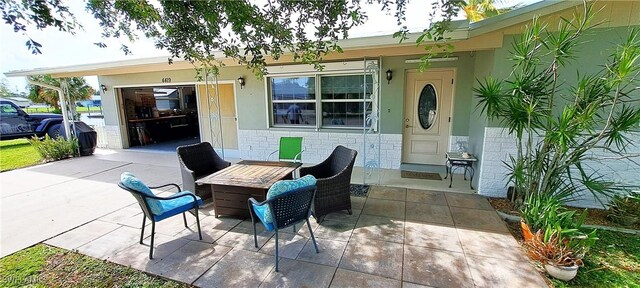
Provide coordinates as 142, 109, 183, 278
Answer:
551, 230, 640, 288
0, 139, 42, 172
0, 244, 187, 287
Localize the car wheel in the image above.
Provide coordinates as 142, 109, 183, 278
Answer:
47, 124, 62, 138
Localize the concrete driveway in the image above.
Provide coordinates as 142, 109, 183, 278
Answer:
0, 149, 183, 257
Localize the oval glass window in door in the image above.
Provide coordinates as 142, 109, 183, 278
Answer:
418, 84, 437, 129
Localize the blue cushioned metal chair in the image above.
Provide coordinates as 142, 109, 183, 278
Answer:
118, 172, 203, 259
248, 184, 319, 272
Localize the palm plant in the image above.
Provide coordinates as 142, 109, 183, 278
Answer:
28, 75, 94, 109
475, 4, 640, 206
457, 0, 513, 22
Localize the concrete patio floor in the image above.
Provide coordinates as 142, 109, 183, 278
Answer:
46, 189, 547, 287
1, 148, 547, 287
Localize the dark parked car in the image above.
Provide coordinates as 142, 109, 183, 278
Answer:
0, 100, 63, 140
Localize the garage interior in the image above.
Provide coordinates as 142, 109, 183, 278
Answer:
120, 85, 200, 151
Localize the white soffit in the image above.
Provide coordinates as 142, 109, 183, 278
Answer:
266, 60, 377, 75
404, 57, 459, 64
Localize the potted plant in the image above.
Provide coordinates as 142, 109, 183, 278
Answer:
525, 230, 582, 281
526, 225, 597, 282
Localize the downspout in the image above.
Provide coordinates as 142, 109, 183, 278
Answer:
27, 79, 72, 139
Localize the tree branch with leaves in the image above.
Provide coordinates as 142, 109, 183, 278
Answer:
3, 0, 465, 78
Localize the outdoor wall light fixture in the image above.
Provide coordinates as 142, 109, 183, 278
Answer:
100, 84, 107, 93
237, 77, 245, 89
386, 69, 393, 84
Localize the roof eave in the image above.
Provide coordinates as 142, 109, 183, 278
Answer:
4, 22, 470, 78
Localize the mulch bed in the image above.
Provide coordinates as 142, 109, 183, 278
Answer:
488, 197, 640, 231
505, 219, 525, 242
488, 198, 520, 216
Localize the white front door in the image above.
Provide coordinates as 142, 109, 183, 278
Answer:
402, 69, 454, 165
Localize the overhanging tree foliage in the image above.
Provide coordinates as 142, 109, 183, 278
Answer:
0, 0, 80, 54
2, 0, 463, 77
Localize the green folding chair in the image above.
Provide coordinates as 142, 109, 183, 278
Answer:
268, 137, 304, 163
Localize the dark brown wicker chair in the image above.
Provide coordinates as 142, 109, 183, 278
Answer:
177, 142, 230, 203
299, 145, 357, 222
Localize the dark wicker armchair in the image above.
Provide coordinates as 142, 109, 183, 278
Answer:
177, 142, 231, 203
299, 145, 357, 222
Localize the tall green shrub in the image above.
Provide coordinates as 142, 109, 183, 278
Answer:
29, 136, 79, 161
475, 4, 640, 205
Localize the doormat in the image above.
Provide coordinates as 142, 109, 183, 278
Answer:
401, 170, 442, 180
350, 184, 370, 197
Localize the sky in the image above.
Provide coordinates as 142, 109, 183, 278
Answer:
0, 0, 535, 93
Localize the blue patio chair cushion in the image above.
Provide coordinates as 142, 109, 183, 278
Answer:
152, 191, 203, 222
251, 204, 275, 231
252, 175, 316, 230
120, 172, 164, 215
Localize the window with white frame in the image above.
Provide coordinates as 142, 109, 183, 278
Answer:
269, 73, 374, 129
321, 74, 372, 128
270, 76, 317, 127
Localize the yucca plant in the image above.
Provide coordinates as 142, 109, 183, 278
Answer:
475, 3, 640, 206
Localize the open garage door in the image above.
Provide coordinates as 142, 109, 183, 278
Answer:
119, 85, 200, 151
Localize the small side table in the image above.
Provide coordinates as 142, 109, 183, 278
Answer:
444, 152, 478, 190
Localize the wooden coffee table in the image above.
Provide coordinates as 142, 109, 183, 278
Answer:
196, 160, 302, 218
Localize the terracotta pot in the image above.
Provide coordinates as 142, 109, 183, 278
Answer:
520, 220, 534, 242
545, 264, 579, 281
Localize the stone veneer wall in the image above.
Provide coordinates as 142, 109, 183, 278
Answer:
477, 127, 639, 208
237, 130, 403, 169
96, 125, 124, 149
238, 130, 471, 170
